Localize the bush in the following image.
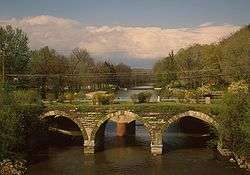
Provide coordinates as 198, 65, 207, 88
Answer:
0, 85, 44, 161
184, 90, 197, 103
130, 94, 138, 103
13, 90, 41, 104
218, 81, 249, 155
74, 91, 86, 100
61, 91, 86, 102
196, 84, 212, 97
0, 107, 22, 160
131, 91, 152, 103
92, 93, 115, 105
172, 88, 185, 100
228, 80, 248, 94
64, 92, 77, 102
160, 88, 173, 99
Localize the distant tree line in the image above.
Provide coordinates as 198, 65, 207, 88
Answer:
0, 25, 136, 99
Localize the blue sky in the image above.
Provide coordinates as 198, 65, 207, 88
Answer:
0, 0, 249, 27
0, 0, 248, 67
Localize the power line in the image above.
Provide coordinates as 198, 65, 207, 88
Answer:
3, 66, 243, 76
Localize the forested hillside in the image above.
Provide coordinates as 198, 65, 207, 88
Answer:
154, 25, 250, 89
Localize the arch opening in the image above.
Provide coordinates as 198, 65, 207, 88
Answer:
162, 113, 218, 153
92, 112, 151, 152
41, 113, 88, 147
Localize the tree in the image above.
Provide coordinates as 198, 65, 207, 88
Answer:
67, 48, 95, 91
153, 25, 250, 89
30, 46, 68, 99
0, 25, 30, 76
69, 47, 94, 74
93, 61, 117, 89
115, 63, 132, 88
154, 51, 178, 87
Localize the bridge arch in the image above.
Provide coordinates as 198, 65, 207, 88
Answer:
41, 110, 89, 140
161, 110, 218, 135
90, 110, 152, 141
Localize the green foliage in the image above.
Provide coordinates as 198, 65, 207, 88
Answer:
130, 91, 152, 103
154, 25, 250, 88
0, 106, 22, 160
61, 91, 86, 102
154, 51, 178, 87
196, 84, 212, 96
0, 25, 30, 75
241, 108, 250, 144
30, 46, 68, 99
0, 85, 44, 161
92, 93, 115, 105
171, 88, 185, 100
115, 63, 132, 88
218, 81, 249, 155
13, 90, 41, 105
159, 88, 173, 99
46, 101, 218, 117
70, 47, 94, 75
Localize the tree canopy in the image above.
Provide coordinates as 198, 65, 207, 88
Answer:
0, 25, 30, 75
154, 25, 250, 89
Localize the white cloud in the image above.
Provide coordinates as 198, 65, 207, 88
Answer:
199, 22, 214, 27
0, 15, 240, 59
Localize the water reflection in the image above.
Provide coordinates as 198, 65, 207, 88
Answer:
27, 121, 248, 175
116, 85, 158, 102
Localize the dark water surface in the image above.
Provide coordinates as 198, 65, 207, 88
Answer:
27, 123, 248, 175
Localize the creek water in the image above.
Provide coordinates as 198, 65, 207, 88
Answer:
27, 122, 248, 175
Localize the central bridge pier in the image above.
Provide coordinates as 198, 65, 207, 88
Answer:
116, 121, 135, 137
41, 110, 218, 156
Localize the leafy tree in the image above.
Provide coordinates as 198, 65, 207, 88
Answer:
0, 25, 30, 76
154, 51, 178, 87
93, 61, 117, 89
175, 45, 204, 88
30, 46, 68, 99
115, 63, 132, 88
69, 47, 94, 74
220, 25, 250, 82
154, 25, 250, 89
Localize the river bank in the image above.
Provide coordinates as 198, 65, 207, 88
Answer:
218, 144, 250, 171
0, 159, 27, 175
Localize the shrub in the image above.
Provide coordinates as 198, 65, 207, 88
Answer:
64, 92, 77, 102
131, 91, 152, 103
74, 91, 86, 100
92, 93, 115, 105
13, 90, 40, 104
0, 85, 44, 161
160, 88, 173, 99
184, 90, 197, 103
46, 93, 56, 102
196, 84, 212, 97
0, 107, 21, 160
130, 94, 138, 103
172, 88, 185, 100
218, 81, 249, 155
228, 80, 248, 94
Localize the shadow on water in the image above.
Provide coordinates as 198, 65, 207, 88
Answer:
100, 121, 150, 151
162, 116, 216, 153
27, 119, 248, 175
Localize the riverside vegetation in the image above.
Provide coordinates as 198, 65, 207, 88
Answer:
0, 24, 250, 172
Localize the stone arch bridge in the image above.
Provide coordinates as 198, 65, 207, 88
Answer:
41, 109, 218, 155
